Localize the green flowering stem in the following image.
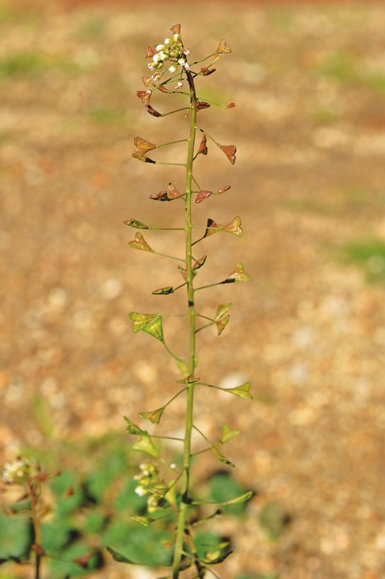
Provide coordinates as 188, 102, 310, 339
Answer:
173, 282, 188, 292
195, 281, 227, 292
191, 52, 218, 67
196, 127, 221, 148
193, 424, 214, 446
157, 138, 189, 149
152, 250, 185, 263
148, 226, 184, 231
195, 322, 214, 334
192, 175, 202, 190
163, 341, 185, 363
196, 313, 216, 323
197, 96, 234, 109
151, 434, 184, 442
162, 107, 190, 117
172, 68, 198, 579
162, 386, 188, 410
153, 161, 187, 167
196, 382, 224, 391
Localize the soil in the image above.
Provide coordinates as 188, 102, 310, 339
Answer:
1, 0, 385, 577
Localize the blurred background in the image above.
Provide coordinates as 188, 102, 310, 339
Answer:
1, 0, 385, 577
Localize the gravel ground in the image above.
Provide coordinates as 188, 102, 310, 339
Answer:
1, 1, 385, 577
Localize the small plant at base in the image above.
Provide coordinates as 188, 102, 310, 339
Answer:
1, 457, 47, 578
110, 24, 253, 577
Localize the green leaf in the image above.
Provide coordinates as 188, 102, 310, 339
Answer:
194, 532, 224, 563
85, 445, 129, 501
220, 424, 240, 443
209, 472, 251, 515
0, 514, 31, 559
226, 382, 253, 400
115, 479, 147, 513
139, 407, 165, 425
152, 286, 174, 295
132, 436, 159, 457
49, 471, 85, 517
49, 542, 100, 576
204, 540, 232, 564
129, 312, 164, 342
106, 546, 137, 564
42, 519, 73, 552
124, 417, 147, 436
82, 511, 106, 535
103, 524, 173, 566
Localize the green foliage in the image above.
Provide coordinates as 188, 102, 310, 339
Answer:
50, 471, 86, 517
49, 542, 100, 576
209, 472, 250, 515
258, 502, 288, 542
31, 393, 55, 439
0, 514, 31, 558
114, 478, 147, 513
41, 518, 73, 553
319, 51, 356, 83
337, 238, 385, 282
0, 52, 47, 79
85, 444, 128, 501
88, 108, 127, 124
362, 72, 385, 94
194, 531, 225, 560
76, 16, 107, 40
103, 522, 173, 566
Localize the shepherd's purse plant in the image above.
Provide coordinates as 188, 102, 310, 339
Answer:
107, 24, 253, 578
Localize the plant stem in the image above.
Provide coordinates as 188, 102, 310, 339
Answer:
27, 480, 42, 579
172, 70, 198, 578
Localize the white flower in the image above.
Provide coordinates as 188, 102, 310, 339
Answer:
178, 58, 185, 66
135, 485, 147, 496
176, 81, 183, 88
170, 463, 176, 469
156, 44, 165, 51
164, 38, 170, 44
169, 65, 176, 73
2, 458, 35, 484
153, 53, 161, 63
147, 495, 159, 506
184, 49, 190, 55
183, 62, 190, 70
173, 33, 180, 41
158, 51, 167, 61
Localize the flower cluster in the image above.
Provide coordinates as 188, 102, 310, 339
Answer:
146, 24, 190, 77
2, 457, 39, 484
134, 463, 167, 513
